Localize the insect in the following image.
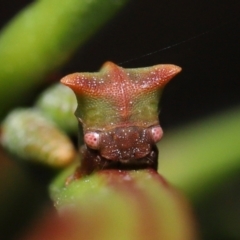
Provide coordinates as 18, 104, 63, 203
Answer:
1, 61, 181, 179
61, 61, 181, 177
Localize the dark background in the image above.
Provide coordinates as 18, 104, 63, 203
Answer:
62, 0, 240, 129
1, 0, 240, 129
0, 0, 240, 239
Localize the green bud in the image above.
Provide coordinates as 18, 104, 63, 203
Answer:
35, 83, 77, 134
1, 108, 76, 168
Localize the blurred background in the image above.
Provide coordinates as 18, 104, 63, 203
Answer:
0, 0, 239, 239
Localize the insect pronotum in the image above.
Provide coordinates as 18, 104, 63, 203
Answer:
61, 61, 181, 177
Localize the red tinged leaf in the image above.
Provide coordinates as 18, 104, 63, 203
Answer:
44, 169, 199, 240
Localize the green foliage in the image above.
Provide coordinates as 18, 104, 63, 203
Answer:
1, 108, 76, 167
36, 83, 77, 134
159, 107, 240, 202
51, 170, 198, 240
0, 0, 129, 118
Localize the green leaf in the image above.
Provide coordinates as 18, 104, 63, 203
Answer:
159, 107, 240, 202
35, 83, 77, 134
1, 108, 77, 168
50, 170, 198, 240
0, 0, 129, 118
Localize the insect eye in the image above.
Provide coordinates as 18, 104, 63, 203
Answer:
150, 125, 163, 143
84, 132, 100, 149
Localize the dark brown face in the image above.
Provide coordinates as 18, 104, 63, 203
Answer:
84, 125, 163, 163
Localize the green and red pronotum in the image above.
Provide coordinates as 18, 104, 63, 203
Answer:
60, 61, 181, 179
